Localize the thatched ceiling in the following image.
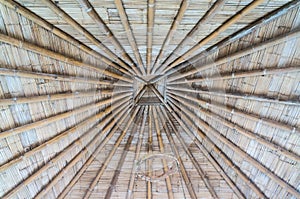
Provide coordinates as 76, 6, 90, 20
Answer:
0, 0, 299, 198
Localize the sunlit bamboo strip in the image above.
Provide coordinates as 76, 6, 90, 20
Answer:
169, 90, 298, 133
34, 99, 130, 199
104, 108, 142, 199
151, 0, 188, 74
0, 97, 129, 174
0, 67, 131, 87
0, 0, 136, 77
156, 0, 225, 74
155, 106, 197, 199
57, 103, 131, 199
147, 106, 153, 199
165, 98, 265, 198
126, 107, 146, 199
168, 96, 300, 198
76, 0, 141, 75
164, 0, 265, 71
82, 107, 139, 199
152, 107, 174, 199
0, 33, 132, 83
158, 106, 219, 198
0, 92, 131, 140
167, 28, 300, 81
168, 94, 300, 162
167, 85, 300, 106
114, 0, 146, 75
147, 0, 155, 75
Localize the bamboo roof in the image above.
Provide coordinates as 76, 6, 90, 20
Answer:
0, 0, 299, 198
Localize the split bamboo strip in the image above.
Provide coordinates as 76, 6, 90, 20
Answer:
151, 0, 188, 74
155, 106, 197, 199
0, 33, 132, 83
126, 107, 146, 199
0, 67, 131, 87
35, 101, 133, 199
168, 97, 300, 198
104, 108, 143, 199
76, 0, 141, 75
149, 85, 256, 198
0, 92, 131, 140
0, 0, 134, 77
158, 106, 219, 198
82, 107, 140, 199
114, 0, 146, 75
147, 106, 153, 199
57, 102, 131, 199
167, 85, 300, 107
0, 97, 130, 173
147, 0, 155, 75
167, 28, 300, 82
169, 90, 299, 133
40, 0, 136, 77
166, 99, 265, 198
164, 0, 265, 71
155, 0, 225, 74
152, 107, 174, 199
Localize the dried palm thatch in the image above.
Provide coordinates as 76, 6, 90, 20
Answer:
0, 0, 299, 199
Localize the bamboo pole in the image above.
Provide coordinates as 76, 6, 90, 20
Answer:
155, 0, 225, 74
151, 0, 188, 74
158, 106, 219, 198
147, 106, 153, 199
147, 0, 155, 75
126, 107, 147, 199
152, 107, 174, 199
82, 107, 140, 199
168, 97, 300, 198
0, 92, 131, 140
57, 102, 131, 199
0, 0, 135, 77
167, 28, 300, 82
169, 90, 299, 133
114, 0, 146, 75
0, 33, 132, 83
167, 85, 300, 107
75, 0, 141, 76
164, 0, 265, 71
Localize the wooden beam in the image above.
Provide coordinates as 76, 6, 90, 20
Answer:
151, 0, 188, 74
158, 106, 219, 199
167, 85, 300, 106
76, 0, 141, 75
114, 0, 146, 75
0, 93, 131, 140
0, 0, 135, 77
155, 0, 225, 74
168, 96, 300, 198
0, 33, 132, 83
147, 0, 155, 75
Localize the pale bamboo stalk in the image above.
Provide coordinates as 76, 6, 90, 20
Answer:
156, 0, 226, 74
168, 97, 300, 198
0, 0, 134, 77
114, 0, 146, 75
158, 106, 219, 198
126, 107, 147, 199
165, 0, 265, 70
0, 93, 131, 140
0, 68, 131, 87
168, 94, 300, 161
0, 33, 132, 83
57, 103, 131, 199
152, 107, 174, 199
147, 0, 155, 75
147, 106, 153, 199
83, 107, 140, 199
169, 90, 299, 133
167, 85, 300, 107
75, 0, 141, 75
